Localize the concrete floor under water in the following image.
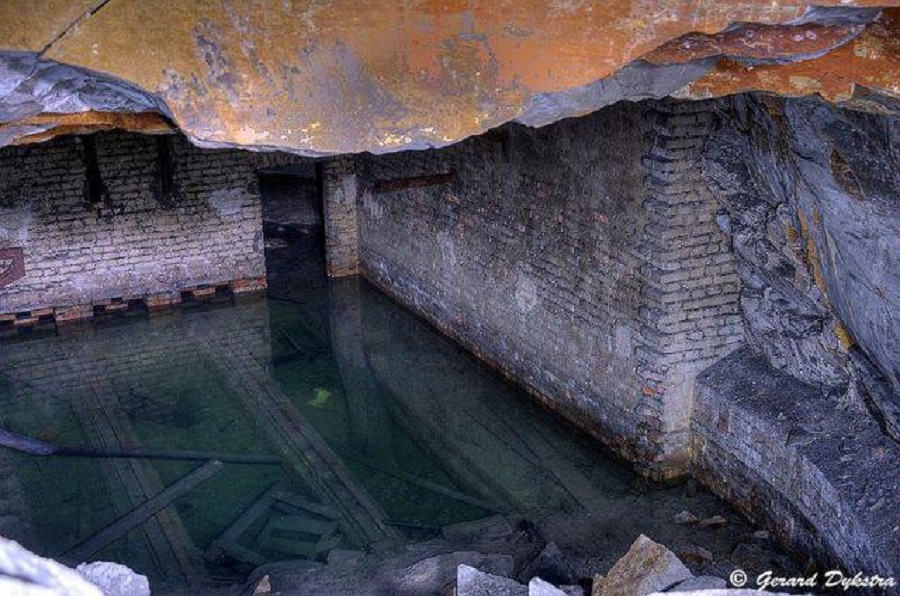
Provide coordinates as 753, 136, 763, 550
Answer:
0, 225, 798, 595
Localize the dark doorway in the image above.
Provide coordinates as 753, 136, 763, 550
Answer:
258, 164, 327, 302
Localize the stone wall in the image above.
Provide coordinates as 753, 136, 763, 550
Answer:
689, 94, 900, 578
702, 94, 900, 442
321, 157, 360, 277
357, 100, 742, 479
693, 348, 900, 580
0, 131, 305, 319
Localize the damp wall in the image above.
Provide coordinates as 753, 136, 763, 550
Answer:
0, 131, 304, 318
356, 100, 743, 480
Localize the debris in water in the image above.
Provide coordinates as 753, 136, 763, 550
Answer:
309, 387, 333, 408
673, 510, 699, 524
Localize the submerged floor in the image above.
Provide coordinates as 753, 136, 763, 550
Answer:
0, 230, 797, 594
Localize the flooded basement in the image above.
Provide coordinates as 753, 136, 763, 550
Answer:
0, 225, 797, 595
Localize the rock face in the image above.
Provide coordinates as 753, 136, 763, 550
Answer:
702, 93, 900, 437
2, 2, 900, 154
0, 53, 168, 146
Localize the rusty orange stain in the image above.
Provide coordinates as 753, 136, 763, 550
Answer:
0, 1, 899, 153
685, 8, 900, 103
644, 22, 865, 65
0, 0, 101, 52
3, 112, 173, 145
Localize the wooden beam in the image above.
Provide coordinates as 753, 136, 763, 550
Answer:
64, 460, 223, 564
201, 340, 403, 550
68, 377, 207, 584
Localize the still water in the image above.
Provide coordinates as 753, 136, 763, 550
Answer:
0, 237, 792, 594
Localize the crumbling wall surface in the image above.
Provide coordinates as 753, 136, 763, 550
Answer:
0, 131, 303, 315
693, 348, 900, 579
358, 100, 742, 479
702, 94, 900, 440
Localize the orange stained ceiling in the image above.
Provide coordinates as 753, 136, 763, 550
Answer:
2, 1, 900, 152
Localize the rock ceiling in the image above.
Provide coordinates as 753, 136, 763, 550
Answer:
2, 1, 900, 155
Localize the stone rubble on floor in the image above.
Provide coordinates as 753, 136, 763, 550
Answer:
237, 510, 804, 596
591, 534, 692, 595
453, 534, 805, 596
0, 535, 149, 596
75, 561, 151, 596
457, 564, 528, 596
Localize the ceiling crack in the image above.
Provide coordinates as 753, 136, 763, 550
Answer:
37, 0, 116, 58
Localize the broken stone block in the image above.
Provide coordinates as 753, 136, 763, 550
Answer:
457, 564, 528, 596
668, 575, 727, 591
76, 561, 150, 596
401, 552, 515, 594
672, 511, 699, 524
676, 545, 713, 566
529, 576, 567, 595
698, 515, 727, 529
591, 574, 604, 596
326, 549, 366, 568
592, 535, 692, 595
0, 536, 102, 596
252, 574, 272, 594
518, 541, 572, 585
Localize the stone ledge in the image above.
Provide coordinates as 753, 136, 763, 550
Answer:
0, 276, 267, 334
692, 347, 900, 578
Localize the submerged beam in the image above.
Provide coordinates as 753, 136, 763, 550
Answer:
64, 460, 223, 564
67, 376, 207, 584
200, 338, 403, 550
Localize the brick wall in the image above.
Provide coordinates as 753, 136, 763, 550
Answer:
357, 99, 743, 479
635, 101, 744, 471
321, 157, 360, 277
0, 131, 305, 317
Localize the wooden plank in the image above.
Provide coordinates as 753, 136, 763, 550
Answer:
347, 454, 503, 513
383, 519, 442, 532
268, 515, 338, 537
328, 278, 394, 460
218, 541, 270, 568
86, 377, 208, 581
261, 535, 317, 558
270, 489, 338, 519
311, 528, 343, 560
0, 428, 281, 464
201, 339, 402, 550
73, 393, 176, 572
205, 486, 276, 561
68, 378, 207, 583
64, 460, 223, 563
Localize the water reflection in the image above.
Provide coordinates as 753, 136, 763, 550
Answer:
0, 278, 788, 594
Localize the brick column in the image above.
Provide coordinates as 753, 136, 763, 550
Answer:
320, 156, 360, 277
633, 100, 744, 479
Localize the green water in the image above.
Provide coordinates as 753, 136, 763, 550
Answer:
0, 267, 793, 594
